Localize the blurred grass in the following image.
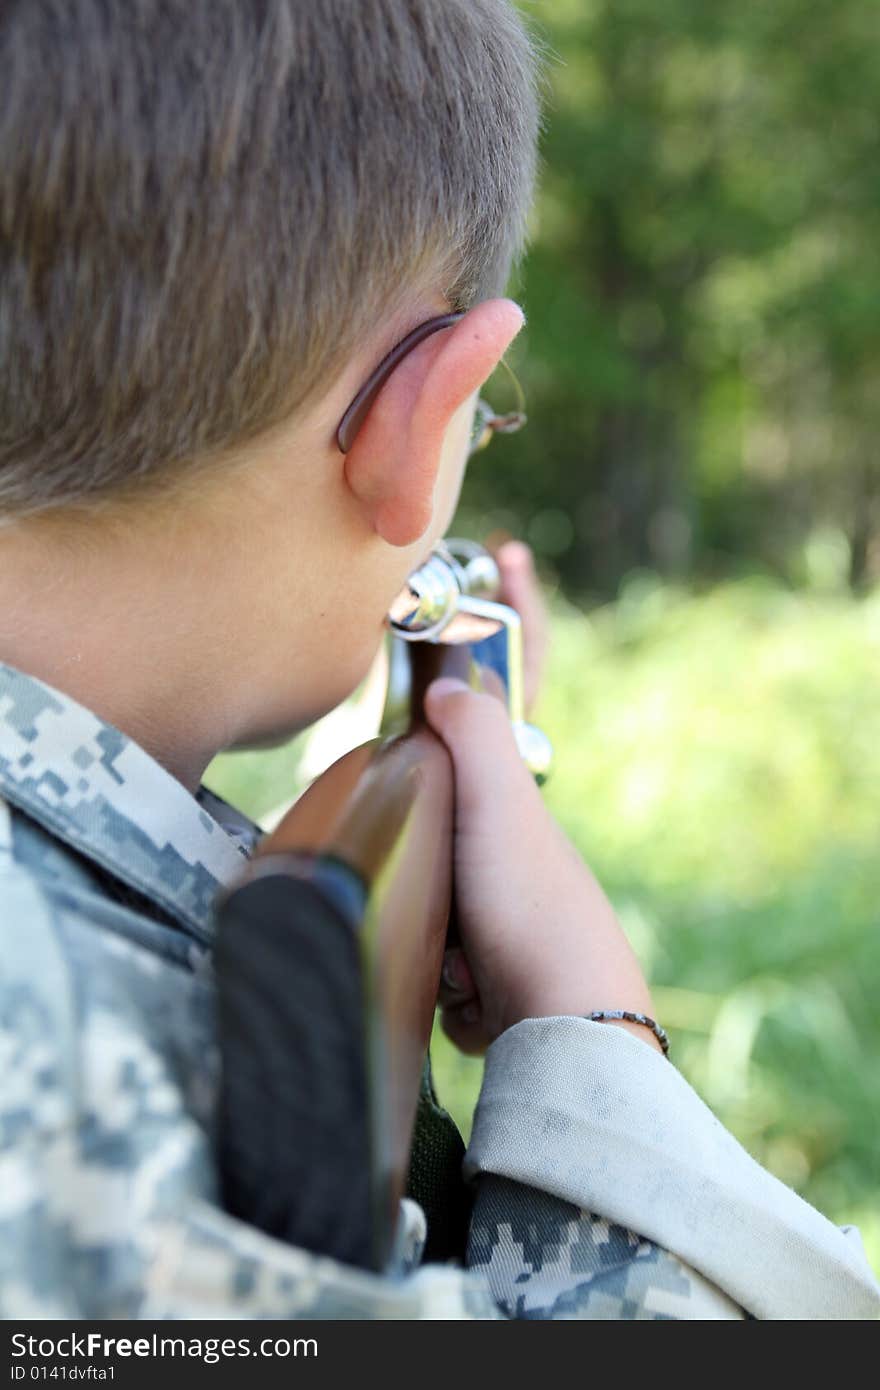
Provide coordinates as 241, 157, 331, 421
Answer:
206, 575, 880, 1269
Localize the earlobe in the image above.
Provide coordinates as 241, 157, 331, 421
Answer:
372, 491, 435, 549
345, 425, 437, 547
341, 298, 525, 548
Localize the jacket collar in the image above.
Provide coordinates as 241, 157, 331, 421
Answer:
0, 662, 258, 942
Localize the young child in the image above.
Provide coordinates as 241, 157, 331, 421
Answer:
0, 1, 876, 1320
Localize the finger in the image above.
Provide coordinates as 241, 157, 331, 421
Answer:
423, 677, 541, 823
437, 947, 477, 1008
493, 541, 549, 714
437, 978, 478, 1010
439, 999, 491, 1057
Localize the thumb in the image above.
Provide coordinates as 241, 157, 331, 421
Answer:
423, 676, 539, 821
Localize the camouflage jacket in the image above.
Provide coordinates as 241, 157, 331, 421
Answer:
1, 662, 877, 1320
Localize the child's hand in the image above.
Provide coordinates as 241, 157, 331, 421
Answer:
425, 677, 658, 1056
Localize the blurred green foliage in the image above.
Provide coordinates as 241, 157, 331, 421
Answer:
461, 0, 880, 594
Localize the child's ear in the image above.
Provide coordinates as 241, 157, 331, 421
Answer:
342, 299, 525, 547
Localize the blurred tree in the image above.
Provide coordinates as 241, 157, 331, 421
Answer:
457, 0, 880, 595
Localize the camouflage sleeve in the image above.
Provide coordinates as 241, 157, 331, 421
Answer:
0, 856, 83, 1316
468, 1177, 745, 1319
465, 1017, 880, 1320
0, 856, 504, 1319
139, 1199, 503, 1320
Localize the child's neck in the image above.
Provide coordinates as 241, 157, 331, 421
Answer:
0, 485, 350, 794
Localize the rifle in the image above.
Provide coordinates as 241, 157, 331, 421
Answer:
214, 537, 551, 1272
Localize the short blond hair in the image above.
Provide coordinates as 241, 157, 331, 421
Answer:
0, 0, 540, 516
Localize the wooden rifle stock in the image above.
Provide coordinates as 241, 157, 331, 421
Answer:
214, 541, 550, 1271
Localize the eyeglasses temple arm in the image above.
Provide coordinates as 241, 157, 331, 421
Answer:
335, 313, 464, 453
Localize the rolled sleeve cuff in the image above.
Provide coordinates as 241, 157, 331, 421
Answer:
464, 1017, 880, 1320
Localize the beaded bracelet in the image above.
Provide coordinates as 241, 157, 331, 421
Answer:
586, 1010, 670, 1057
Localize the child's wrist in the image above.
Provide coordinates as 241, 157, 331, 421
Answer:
497, 1004, 665, 1056
498, 982, 656, 1038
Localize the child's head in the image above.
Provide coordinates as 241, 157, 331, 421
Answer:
0, 2, 540, 780
0, 0, 539, 516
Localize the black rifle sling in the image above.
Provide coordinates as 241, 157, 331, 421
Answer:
214, 855, 470, 1271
